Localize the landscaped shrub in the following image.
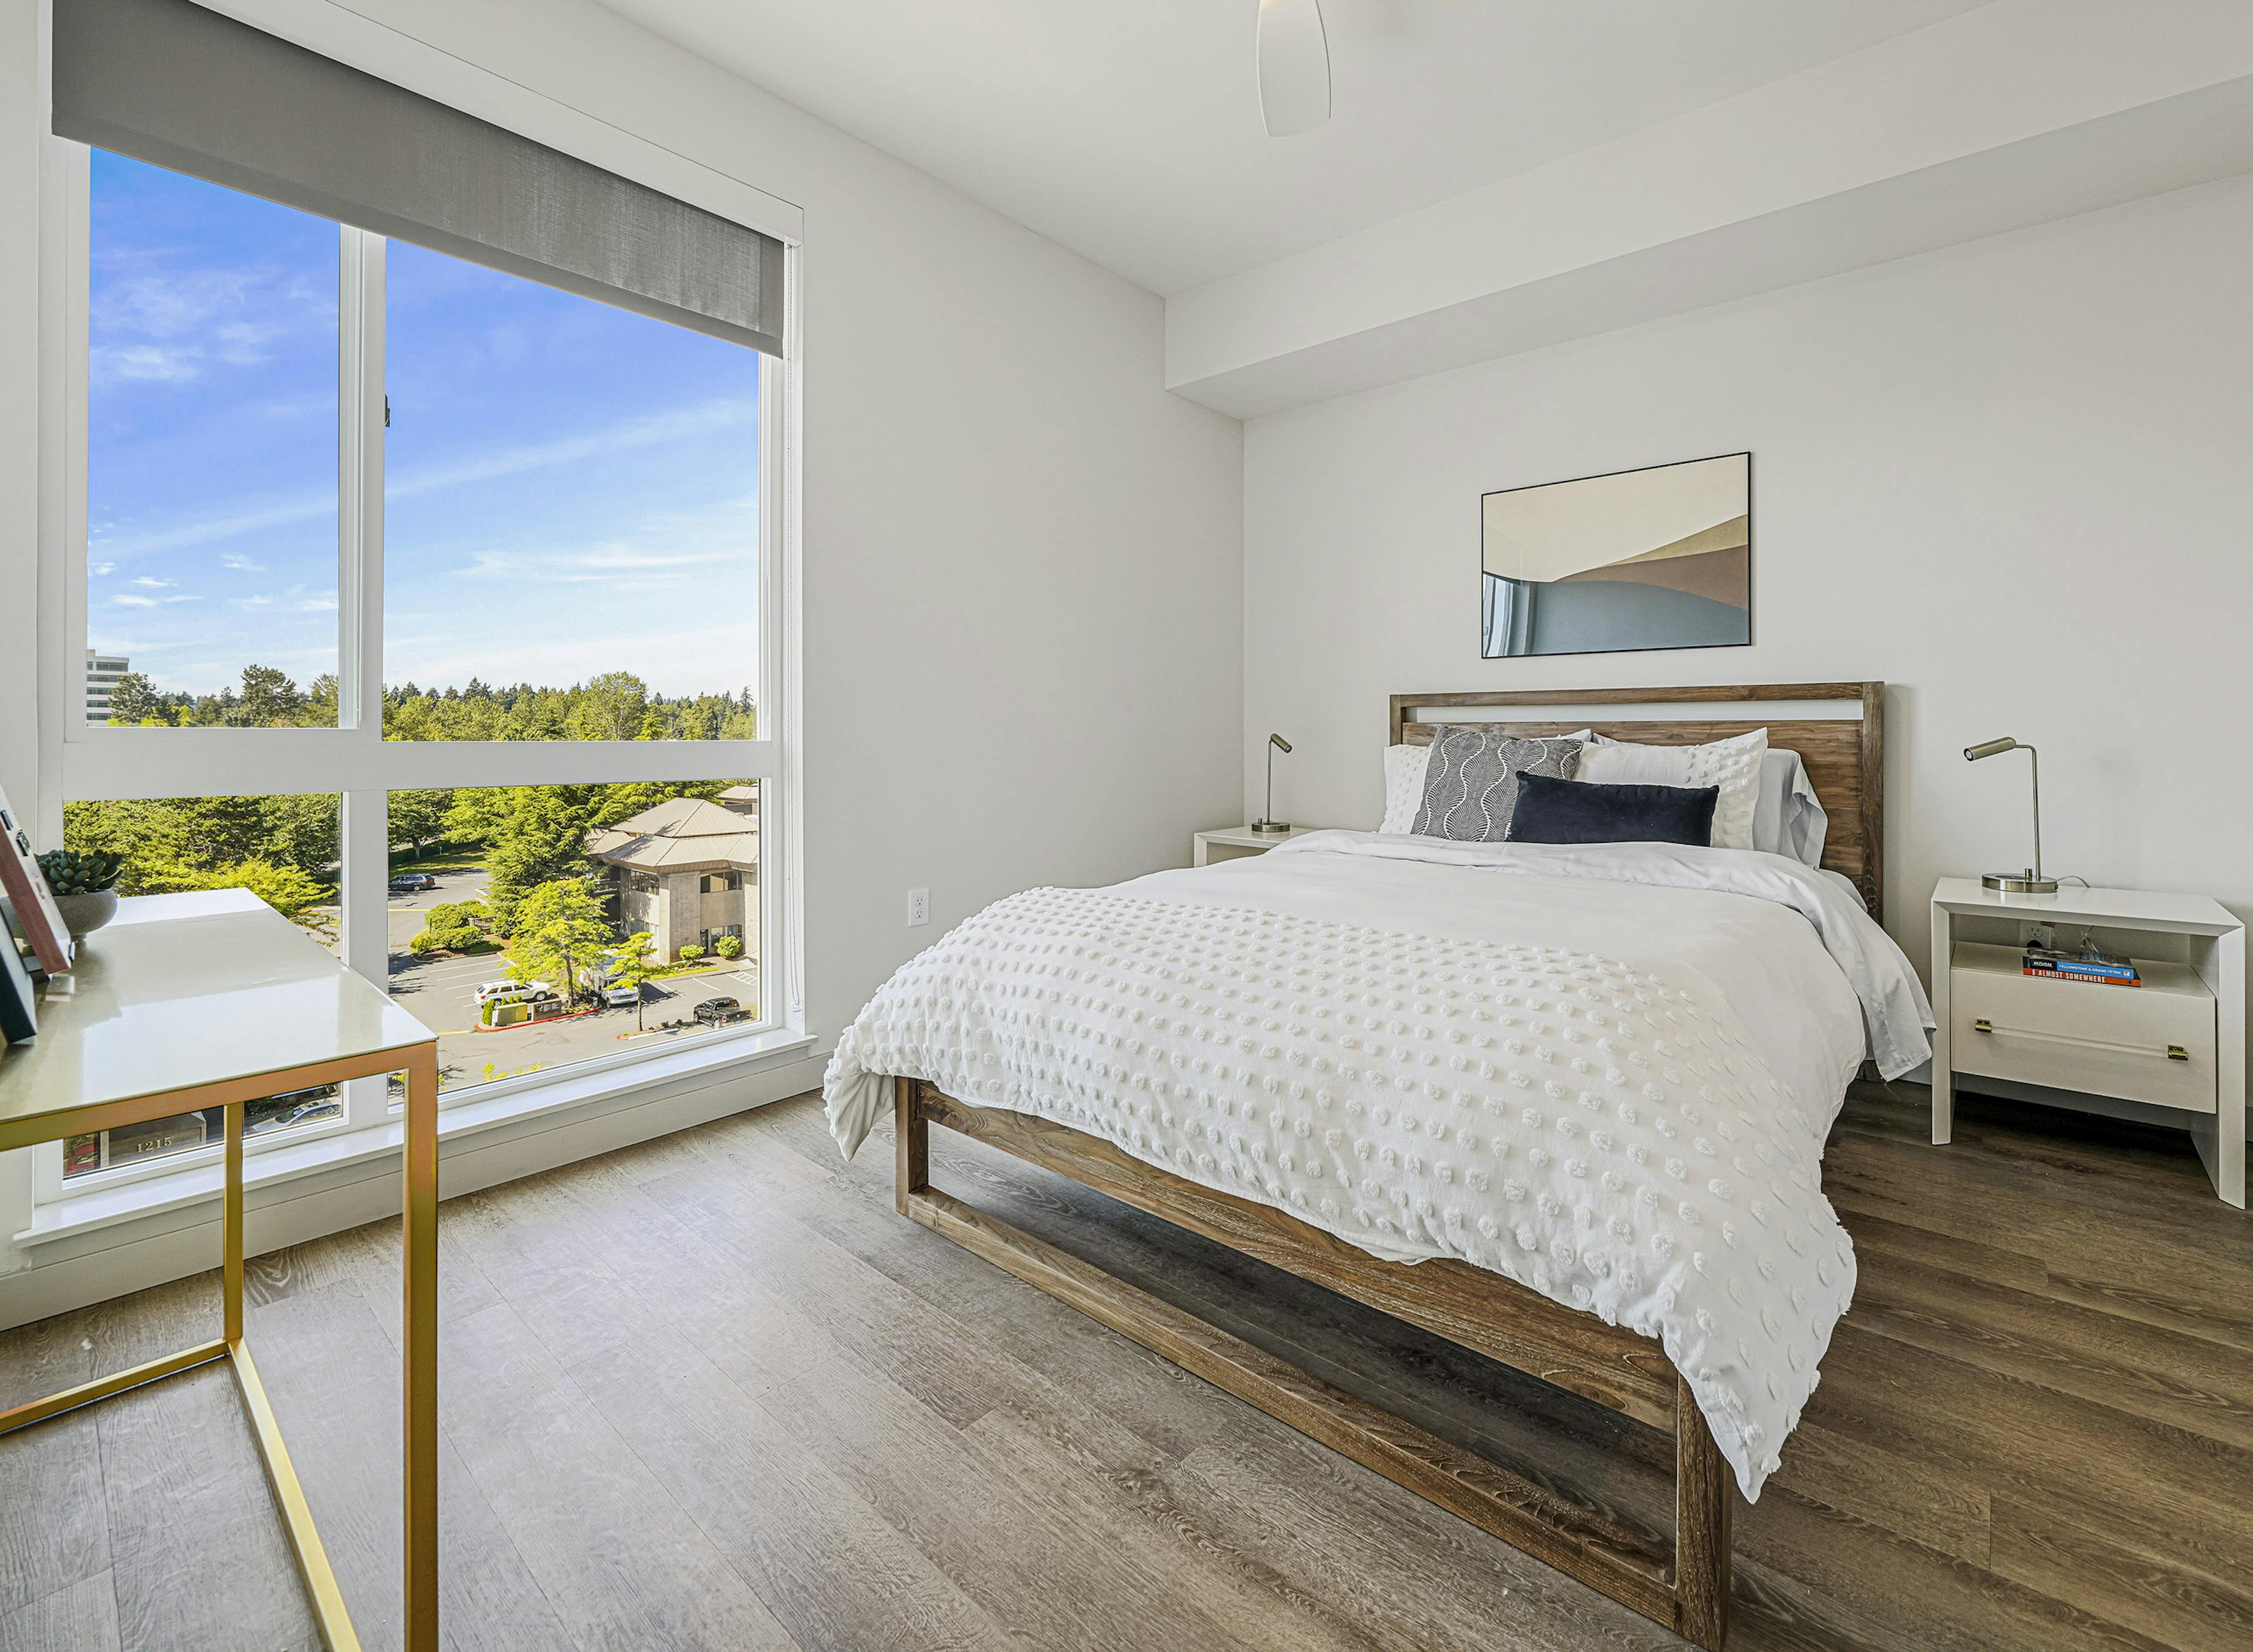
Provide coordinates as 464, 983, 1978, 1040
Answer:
715, 934, 742, 959
417, 898, 492, 952
678, 942, 702, 963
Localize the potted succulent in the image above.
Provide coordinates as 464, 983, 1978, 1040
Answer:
36, 848, 125, 940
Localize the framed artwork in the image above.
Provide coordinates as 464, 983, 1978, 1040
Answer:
1481, 452, 1750, 659
0, 913, 33, 1044
0, 782, 74, 974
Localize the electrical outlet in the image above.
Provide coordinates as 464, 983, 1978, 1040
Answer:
908, 888, 930, 927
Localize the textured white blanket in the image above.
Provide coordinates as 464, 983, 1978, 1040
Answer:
825, 858, 1882, 1499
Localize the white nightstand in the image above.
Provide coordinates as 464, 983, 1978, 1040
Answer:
1192, 825, 1326, 866
1930, 878, 2244, 1207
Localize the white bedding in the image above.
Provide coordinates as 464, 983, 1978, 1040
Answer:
824, 833, 1932, 1500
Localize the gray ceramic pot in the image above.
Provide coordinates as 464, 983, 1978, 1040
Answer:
52, 888, 119, 940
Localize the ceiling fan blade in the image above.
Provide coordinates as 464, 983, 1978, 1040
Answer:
1257, 0, 1331, 137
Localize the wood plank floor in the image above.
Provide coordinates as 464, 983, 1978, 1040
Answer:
1, 1080, 2249, 1651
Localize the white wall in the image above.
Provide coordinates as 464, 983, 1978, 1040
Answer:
1243, 175, 2253, 1014
0, 0, 1242, 1305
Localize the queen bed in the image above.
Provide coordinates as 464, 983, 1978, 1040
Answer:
823, 682, 1929, 1649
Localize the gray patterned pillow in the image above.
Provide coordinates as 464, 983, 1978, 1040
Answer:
1410, 727, 1585, 842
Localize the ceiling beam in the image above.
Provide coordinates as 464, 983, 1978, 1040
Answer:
1165, 0, 2253, 419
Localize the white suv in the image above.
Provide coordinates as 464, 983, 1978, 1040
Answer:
475, 979, 555, 1006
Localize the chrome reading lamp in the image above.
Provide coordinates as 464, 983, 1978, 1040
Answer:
1252, 733, 1293, 834
1964, 737, 2058, 893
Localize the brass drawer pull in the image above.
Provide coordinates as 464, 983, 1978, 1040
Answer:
1967, 1019, 2197, 1063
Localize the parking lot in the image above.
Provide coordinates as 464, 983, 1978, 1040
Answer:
381, 865, 758, 1086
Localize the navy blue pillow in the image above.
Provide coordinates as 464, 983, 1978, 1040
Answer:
1506, 772, 1720, 847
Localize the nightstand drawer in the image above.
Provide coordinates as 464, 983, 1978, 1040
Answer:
1950, 949, 2215, 1115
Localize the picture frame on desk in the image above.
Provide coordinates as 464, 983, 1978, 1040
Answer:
0, 931, 34, 1046
0, 783, 73, 975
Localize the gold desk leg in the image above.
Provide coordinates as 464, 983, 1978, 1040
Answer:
402, 1044, 440, 1652
219, 1095, 364, 1649
229, 1339, 362, 1651
224, 1101, 245, 1345
0, 1341, 229, 1436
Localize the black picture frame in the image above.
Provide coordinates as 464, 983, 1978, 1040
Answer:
0, 925, 35, 1045
1479, 451, 1753, 661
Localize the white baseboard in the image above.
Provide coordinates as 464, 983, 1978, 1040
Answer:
0, 1051, 830, 1332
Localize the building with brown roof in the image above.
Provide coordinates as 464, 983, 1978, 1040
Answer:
583, 795, 759, 962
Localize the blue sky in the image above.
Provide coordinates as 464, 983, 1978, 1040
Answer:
87, 151, 760, 702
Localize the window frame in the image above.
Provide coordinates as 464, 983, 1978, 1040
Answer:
30, 132, 803, 1207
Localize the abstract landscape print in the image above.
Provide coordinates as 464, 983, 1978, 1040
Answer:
1481, 452, 1750, 658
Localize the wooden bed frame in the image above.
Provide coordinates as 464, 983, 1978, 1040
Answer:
891, 682, 1885, 1650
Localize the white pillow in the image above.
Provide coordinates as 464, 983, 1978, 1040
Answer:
1380, 743, 1430, 833
1576, 727, 1768, 851
1750, 749, 1829, 866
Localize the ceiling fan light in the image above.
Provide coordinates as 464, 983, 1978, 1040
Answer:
1257, 0, 1331, 137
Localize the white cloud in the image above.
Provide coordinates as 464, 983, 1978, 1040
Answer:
96, 344, 201, 383
387, 398, 753, 505
88, 262, 336, 388
113, 594, 159, 608
130, 576, 172, 588
221, 554, 265, 573
90, 560, 116, 577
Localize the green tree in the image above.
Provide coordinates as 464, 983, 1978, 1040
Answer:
104, 671, 160, 726
482, 789, 597, 930
163, 858, 328, 920
259, 793, 341, 879
610, 930, 656, 1031
567, 672, 651, 742
505, 879, 613, 1009
388, 790, 454, 859
236, 664, 305, 727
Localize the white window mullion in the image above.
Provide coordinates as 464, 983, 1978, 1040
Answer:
339, 229, 391, 1123
768, 250, 804, 1028
338, 228, 385, 736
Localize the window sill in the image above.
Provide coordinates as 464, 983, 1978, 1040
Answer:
14, 1025, 820, 1249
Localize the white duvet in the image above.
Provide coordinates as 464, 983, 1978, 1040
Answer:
824, 832, 1933, 1499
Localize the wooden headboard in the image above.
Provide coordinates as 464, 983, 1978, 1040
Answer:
1389, 682, 1886, 922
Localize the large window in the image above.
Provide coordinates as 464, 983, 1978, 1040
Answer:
42, 136, 789, 1199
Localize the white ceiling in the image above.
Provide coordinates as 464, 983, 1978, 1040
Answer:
595, 0, 1993, 295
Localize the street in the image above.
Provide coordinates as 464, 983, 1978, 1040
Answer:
381, 864, 759, 1088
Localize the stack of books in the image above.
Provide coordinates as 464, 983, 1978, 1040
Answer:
2023, 945, 2141, 987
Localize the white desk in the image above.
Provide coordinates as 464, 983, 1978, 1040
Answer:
1930, 877, 2243, 1207
0, 890, 442, 1648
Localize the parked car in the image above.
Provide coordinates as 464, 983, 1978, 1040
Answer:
600, 980, 641, 1008
476, 979, 556, 1006
692, 996, 745, 1026
388, 872, 438, 893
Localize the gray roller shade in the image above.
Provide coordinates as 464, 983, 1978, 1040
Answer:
52, 0, 785, 357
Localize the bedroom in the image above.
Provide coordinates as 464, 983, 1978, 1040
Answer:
0, 2, 2248, 1649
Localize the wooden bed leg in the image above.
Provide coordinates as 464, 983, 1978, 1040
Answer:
1674, 1379, 1735, 1651
895, 1078, 928, 1216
